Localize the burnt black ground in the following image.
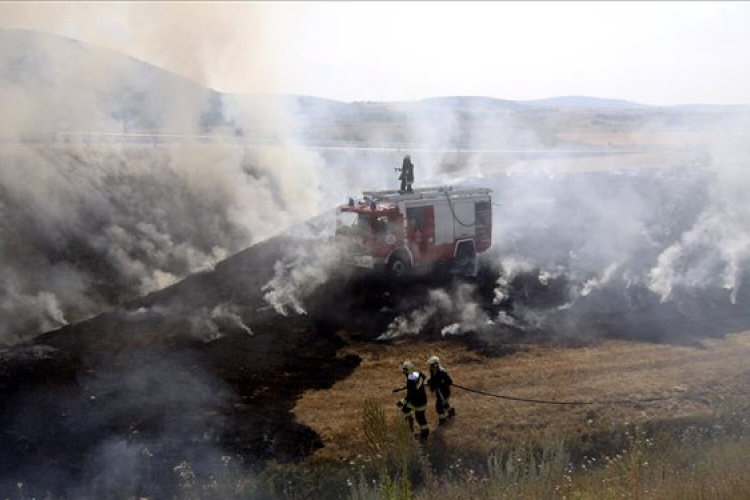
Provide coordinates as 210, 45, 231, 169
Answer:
0, 235, 363, 497
0, 236, 549, 497
2, 167, 750, 497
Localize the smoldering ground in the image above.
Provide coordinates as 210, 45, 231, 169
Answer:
0, 349, 236, 498
7, 28, 747, 349
310, 108, 750, 346
0, 231, 362, 498
2, 25, 750, 500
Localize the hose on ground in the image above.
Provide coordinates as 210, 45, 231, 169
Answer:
452, 383, 671, 406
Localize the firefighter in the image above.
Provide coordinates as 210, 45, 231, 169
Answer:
427, 355, 456, 426
396, 360, 430, 439
397, 154, 415, 193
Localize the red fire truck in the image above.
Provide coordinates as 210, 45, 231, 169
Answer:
334, 186, 493, 278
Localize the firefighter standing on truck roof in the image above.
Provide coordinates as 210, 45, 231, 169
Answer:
397, 154, 415, 193
427, 355, 456, 426
396, 361, 430, 439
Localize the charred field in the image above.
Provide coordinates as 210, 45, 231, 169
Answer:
2, 160, 750, 498
2, 25, 750, 500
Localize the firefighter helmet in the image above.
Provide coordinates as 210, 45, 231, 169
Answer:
427, 355, 440, 366
402, 361, 415, 373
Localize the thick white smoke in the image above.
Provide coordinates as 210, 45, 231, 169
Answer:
379, 284, 490, 340
394, 101, 750, 340
188, 303, 253, 341
261, 238, 340, 316
0, 30, 336, 344
648, 120, 750, 303
484, 111, 750, 337
253, 95, 750, 343
3, 28, 749, 347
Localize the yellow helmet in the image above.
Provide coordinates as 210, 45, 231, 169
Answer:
427, 355, 440, 366
401, 361, 415, 373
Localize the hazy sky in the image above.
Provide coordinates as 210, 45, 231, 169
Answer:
1, 1, 749, 105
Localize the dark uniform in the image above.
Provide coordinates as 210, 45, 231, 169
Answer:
427, 356, 456, 426
397, 361, 430, 439
398, 155, 415, 193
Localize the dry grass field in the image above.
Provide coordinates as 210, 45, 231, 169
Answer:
295, 330, 750, 461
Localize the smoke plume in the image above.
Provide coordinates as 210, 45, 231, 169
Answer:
0, 30, 334, 344
2, 28, 749, 349
648, 120, 750, 303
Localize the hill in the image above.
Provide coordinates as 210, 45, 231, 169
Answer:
0, 232, 360, 495
2, 28, 750, 498
0, 28, 218, 138
2, 212, 750, 497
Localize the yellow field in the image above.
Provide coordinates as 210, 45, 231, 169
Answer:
295, 330, 750, 460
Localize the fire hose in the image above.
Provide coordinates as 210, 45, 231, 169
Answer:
451, 383, 671, 406
393, 384, 669, 405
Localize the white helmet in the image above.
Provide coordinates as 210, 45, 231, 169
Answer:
427, 355, 440, 366
402, 361, 415, 373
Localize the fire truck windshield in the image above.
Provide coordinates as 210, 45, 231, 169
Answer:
337, 211, 372, 234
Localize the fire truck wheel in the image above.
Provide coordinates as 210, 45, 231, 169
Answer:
455, 244, 477, 277
386, 254, 410, 278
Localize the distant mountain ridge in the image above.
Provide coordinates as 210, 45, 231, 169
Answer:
418, 96, 524, 111
522, 95, 651, 109
6, 27, 747, 123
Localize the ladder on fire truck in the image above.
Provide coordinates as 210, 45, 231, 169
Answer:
362, 185, 491, 203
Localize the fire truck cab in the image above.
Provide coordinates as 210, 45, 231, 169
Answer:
335, 186, 492, 278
